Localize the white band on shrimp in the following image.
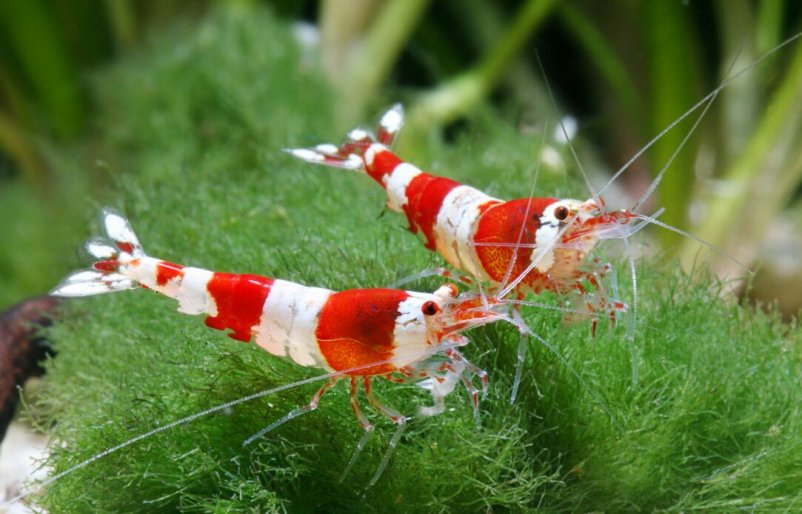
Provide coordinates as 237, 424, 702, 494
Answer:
383, 162, 422, 211
391, 292, 437, 369
253, 279, 333, 369
434, 186, 494, 278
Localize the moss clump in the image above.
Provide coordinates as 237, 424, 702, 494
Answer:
32, 6, 802, 512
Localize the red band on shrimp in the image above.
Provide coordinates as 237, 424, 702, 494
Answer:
115, 241, 135, 254
93, 259, 119, 272
402, 174, 461, 250
316, 289, 408, 375
366, 149, 402, 184
204, 273, 274, 342
155, 261, 184, 286
474, 198, 555, 289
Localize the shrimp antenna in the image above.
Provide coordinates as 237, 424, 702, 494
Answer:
632, 47, 743, 213
3, 373, 338, 507
631, 213, 750, 273
492, 311, 613, 421
2, 344, 460, 508
613, 50, 727, 386
534, 51, 604, 212
498, 122, 548, 294
632, 85, 720, 213
598, 31, 802, 198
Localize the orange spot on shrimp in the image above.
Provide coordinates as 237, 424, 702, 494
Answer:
315, 289, 407, 375
473, 198, 555, 291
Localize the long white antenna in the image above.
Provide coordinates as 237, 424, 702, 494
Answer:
498, 122, 548, 294
535, 51, 604, 211
2, 344, 457, 508
598, 32, 802, 197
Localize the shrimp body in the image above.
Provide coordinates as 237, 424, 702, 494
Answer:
53, 210, 497, 426
25, 206, 577, 504
289, 106, 635, 303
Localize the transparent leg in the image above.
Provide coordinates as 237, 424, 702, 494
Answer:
510, 306, 528, 404
340, 377, 374, 483
363, 376, 409, 488
367, 420, 407, 489
243, 377, 338, 447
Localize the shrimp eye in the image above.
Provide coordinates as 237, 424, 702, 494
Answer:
421, 301, 441, 316
554, 206, 570, 221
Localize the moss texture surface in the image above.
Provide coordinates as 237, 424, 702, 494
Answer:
26, 7, 802, 512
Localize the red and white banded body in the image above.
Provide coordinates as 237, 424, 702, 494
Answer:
288, 105, 636, 307
52, 210, 499, 427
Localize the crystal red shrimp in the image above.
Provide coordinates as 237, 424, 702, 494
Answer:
287, 105, 635, 326
40, 209, 557, 492
51, 210, 507, 424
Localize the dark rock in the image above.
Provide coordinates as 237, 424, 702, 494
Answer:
0, 296, 60, 442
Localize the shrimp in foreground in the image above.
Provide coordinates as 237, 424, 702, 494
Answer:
21, 209, 557, 502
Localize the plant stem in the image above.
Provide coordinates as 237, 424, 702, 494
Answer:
756, 0, 785, 57
715, 0, 757, 169
643, 1, 700, 245
448, 0, 551, 115
0, 0, 84, 137
558, 2, 643, 126
338, 0, 430, 128
319, 0, 380, 82
400, 0, 559, 154
104, 0, 137, 52
0, 111, 47, 185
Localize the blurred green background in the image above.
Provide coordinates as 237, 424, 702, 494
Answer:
1, 2, 802, 511
2, 0, 802, 314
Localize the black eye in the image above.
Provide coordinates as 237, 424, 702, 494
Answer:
554, 206, 570, 221
422, 301, 440, 316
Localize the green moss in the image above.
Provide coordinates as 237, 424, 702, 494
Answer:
30, 6, 802, 512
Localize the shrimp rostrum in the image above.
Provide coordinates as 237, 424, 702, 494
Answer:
45, 209, 536, 487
